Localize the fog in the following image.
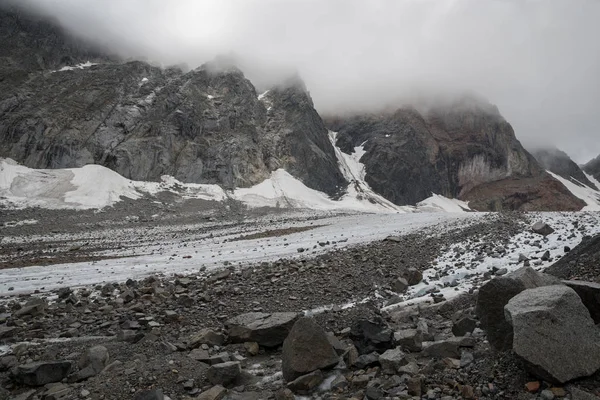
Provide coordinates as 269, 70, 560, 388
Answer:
10, 0, 600, 163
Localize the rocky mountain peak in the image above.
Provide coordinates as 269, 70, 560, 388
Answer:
584, 154, 600, 182
325, 98, 583, 211
531, 147, 598, 190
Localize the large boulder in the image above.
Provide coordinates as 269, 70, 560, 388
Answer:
281, 317, 339, 381
476, 266, 560, 350
564, 280, 600, 324
72, 345, 109, 381
505, 285, 600, 383
226, 312, 299, 347
13, 361, 72, 386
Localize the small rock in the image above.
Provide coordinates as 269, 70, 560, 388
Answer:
286, 370, 324, 394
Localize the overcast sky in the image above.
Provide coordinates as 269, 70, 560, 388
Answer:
13, 0, 600, 163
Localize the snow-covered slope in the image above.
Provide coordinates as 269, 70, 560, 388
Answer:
0, 157, 471, 213
547, 170, 600, 211
0, 158, 225, 209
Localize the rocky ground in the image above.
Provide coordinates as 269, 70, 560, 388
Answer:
0, 210, 600, 400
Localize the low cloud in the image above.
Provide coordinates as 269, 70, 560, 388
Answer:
9, 0, 600, 163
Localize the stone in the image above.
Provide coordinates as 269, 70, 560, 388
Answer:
189, 349, 211, 363
392, 277, 409, 293
568, 386, 600, 400
354, 352, 380, 369
133, 389, 164, 400
393, 329, 422, 352
15, 299, 46, 317
282, 317, 339, 381
13, 361, 72, 386
365, 385, 384, 399
564, 280, 600, 324
350, 318, 394, 353
461, 385, 475, 399
525, 381, 540, 392
476, 266, 560, 350
76, 346, 109, 378
189, 328, 226, 347
274, 388, 295, 400
403, 268, 423, 286
196, 385, 227, 400
541, 390, 555, 400
244, 342, 259, 356
406, 376, 423, 397
505, 285, 600, 383
378, 347, 409, 374
209, 352, 231, 365
422, 337, 475, 358
207, 361, 241, 386
226, 312, 299, 347
451, 317, 477, 337
532, 222, 555, 236
286, 370, 324, 394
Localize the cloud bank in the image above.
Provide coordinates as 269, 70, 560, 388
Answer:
9, 0, 600, 163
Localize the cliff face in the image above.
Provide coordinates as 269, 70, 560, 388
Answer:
584, 155, 600, 183
325, 97, 584, 211
0, 7, 346, 195
531, 147, 598, 190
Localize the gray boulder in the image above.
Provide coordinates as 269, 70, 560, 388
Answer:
226, 312, 299, 347
476, 266, 560, 350
281, 317, 339, 381
13, 361, 72, 386
207, 361, 241, 386
532, 222, 555, 236
505, 285, 600, 383
564, 280, 600, 324
378, 347, 409, 374
72, 345, 109, 381
393, 329, 423, 352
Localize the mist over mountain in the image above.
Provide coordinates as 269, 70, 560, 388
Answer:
3, 0, 600, 163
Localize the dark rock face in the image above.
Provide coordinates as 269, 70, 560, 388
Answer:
584, 154, 600, 182
0, 7, 345, 196
0, 5, 113, 89
325, 97, 584, 211
545, 234, 600, 283
531, 147, 598, 189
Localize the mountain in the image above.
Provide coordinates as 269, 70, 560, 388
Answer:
325, 97, 584, 211
531, 147, 598, 190
0, 4, 587, 211
0, 6, 346, 195
584, 155, 600, 182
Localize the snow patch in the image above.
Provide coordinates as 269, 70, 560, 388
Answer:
3, 219, 38, 227
548, 171, 600, 211
417, 194, 471, 212
54, 61, 96, 72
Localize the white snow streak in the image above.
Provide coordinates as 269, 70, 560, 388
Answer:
547, 171, 600, 211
